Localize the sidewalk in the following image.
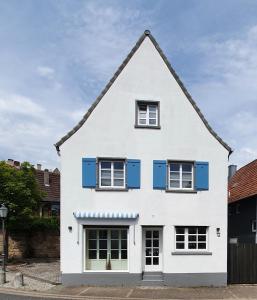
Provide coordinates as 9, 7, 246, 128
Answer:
1, 284, 257, 299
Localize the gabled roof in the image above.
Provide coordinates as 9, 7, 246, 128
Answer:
55, 30, 232, 154
35, 169, 60, 202
228, 159, 257, 204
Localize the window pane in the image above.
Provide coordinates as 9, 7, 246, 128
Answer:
153, 231, 159, 238
182, 181, 192, 188
188, 228, 197, 234
153, 239, 159, 247
88, 240, 97, 249
114, 162, 124, 170
176, 235, 185, 242
198, 243, 206, 249
114, 170, 124, 178
176, 243, 184, 249
198, 227, 207, 234
149, 112, 156, 118
182, 173, 192, 181
146, 257, 151, 265
121, 240, 127, 249
146, 240, 152, 247
153, 257, 159, 265
149, 119, 157, 125
170, 172, 179, 180
153, 248, 159, 256
198, 235, 206, 242
111, 250, 119, 259
146, 231, 152, 238
99, 250, 107, 259
182, 164, 192, 172
101, 162, 111, 169
188, 243, 197, 249
111, 240, 119, 249
176, 227, 185, 234
99, 240, 107, 249
114, 179, 124, 186
139, 104, 147, 111
101, 179, 111, 186
121, 230, 127, 239
99, 230, 107, 239
88, 250, 97, 259
101, 170, 111, 178
121, 250, 127, 259
149, 105, 157, 112
139, 112, 147, 118
170, 180, 180, 188
146, 249, 152, 256
111, 230, 119, 239
170, 163, 180, 172
188, 235, 196, 242
88, 230, 97, 239
139, 119, 146, 125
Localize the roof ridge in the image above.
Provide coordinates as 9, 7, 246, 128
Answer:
55, 30, 232, 154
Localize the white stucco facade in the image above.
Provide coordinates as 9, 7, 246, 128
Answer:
58, 32, 230, 286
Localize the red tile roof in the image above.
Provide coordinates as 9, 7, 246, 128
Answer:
35, 170, 60, 202
228, 159, 257, 204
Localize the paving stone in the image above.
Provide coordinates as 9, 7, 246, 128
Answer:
229, 285, 257, 299
48, 285, 87, 295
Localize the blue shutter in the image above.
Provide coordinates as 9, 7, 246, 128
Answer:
195, 161, 209, 191
126, 159, 140, 189
153, 160, 166, 190
82, 158, 96, 188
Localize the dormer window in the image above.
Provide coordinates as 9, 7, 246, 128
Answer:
135, 101, 160, 128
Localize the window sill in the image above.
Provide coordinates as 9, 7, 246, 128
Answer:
134, 125, 161, 129
95, 188, 129, 192
172, 251, 212, 255
165, 189, 197, 194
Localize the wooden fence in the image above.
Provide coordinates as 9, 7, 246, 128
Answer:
228, 243, 257, 284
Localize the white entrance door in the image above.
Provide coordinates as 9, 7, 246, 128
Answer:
143, 228, 162, 271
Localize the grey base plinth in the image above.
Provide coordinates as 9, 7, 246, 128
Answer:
62, 272, 227, 287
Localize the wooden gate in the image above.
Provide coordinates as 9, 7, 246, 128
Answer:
228, 243, 257, 283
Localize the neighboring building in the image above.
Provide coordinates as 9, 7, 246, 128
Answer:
56, 30, 231, 287
228, 160, 257, 244
6, 159, 60, 217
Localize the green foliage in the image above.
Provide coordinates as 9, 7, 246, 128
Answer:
8, 216, 60, 232
0, 161, 44, 226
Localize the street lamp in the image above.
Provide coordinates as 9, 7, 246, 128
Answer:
0, 204, 8, 284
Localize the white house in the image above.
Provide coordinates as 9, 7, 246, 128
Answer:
55, 30, 232, 287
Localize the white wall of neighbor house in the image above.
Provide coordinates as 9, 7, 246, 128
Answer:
60, 36, 228, 274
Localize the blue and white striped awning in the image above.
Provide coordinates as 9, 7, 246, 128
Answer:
73, 211, 139, 219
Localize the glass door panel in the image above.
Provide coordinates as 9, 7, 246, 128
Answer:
144, 228, 162, 271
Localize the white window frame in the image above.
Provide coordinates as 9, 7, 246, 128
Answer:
169, 162, 194, 190
175, 226, 208, 252
99, 160, 126, 189
137, 102, 159, 127
84, 227, 129, 272
252, 220, 256, 233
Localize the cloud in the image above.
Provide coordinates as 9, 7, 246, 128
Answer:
188, 25, 257, 167
37, 66, 55, 79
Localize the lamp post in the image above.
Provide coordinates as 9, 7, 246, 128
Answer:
0, 204, 8, 284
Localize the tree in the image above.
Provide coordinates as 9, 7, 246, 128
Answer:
0, 161, 44, 230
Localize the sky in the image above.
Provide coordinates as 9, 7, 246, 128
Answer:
0, 0, 257, 170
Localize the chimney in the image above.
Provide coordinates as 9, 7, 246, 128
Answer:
37, 164, 42, 171
44, 169, 50, 186
228, 165, 237, 180
6, 159, 14, 166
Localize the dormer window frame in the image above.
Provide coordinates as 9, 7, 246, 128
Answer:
135, 100, 160, 129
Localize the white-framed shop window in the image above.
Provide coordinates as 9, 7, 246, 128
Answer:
99, 160, 125, 188
175, 226, 208, 251
169, 162, 194, 190
85, 228, 128, 271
